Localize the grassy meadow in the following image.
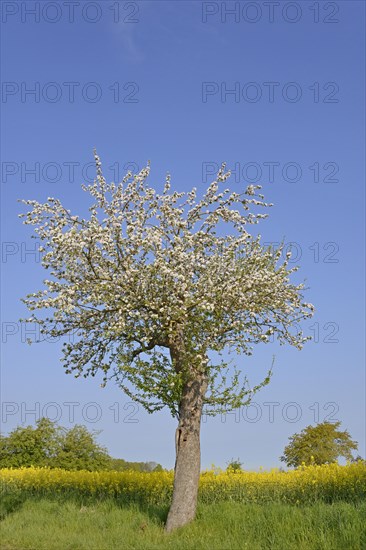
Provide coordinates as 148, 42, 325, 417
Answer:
1, 462, 365, 549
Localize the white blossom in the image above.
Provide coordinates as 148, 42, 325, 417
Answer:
19, 152, 314, 418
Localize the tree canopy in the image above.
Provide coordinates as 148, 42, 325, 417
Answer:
20, 154, 314, 419
280, 421, 358, 468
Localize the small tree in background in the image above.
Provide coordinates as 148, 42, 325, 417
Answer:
226, 458, 243, 472
55, 424, 110, 471
280, 421, 358, 468
20, 153, 314, 531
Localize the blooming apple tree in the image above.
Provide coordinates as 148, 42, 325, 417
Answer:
20, 152, 314, 530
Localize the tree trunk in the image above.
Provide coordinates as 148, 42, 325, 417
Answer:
165, 372, 207, 532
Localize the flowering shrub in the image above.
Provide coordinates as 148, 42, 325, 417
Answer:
1, 462, 364, 506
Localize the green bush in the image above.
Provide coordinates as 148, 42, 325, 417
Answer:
0, 418, 163, 472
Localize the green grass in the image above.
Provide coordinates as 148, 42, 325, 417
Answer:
1, 496, 365, 550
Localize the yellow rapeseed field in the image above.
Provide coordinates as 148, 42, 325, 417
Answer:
1, 462, 365, 505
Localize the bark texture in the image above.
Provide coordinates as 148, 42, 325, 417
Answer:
165, 370, 208, 532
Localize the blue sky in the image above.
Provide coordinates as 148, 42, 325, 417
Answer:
1, 0, 365, 470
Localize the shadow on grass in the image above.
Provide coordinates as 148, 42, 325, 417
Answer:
0, 486, 174, 527
137, 502, 170, 525
113, 497, 170, 526
0, 493, 27, 521
9, 492, 171, 526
